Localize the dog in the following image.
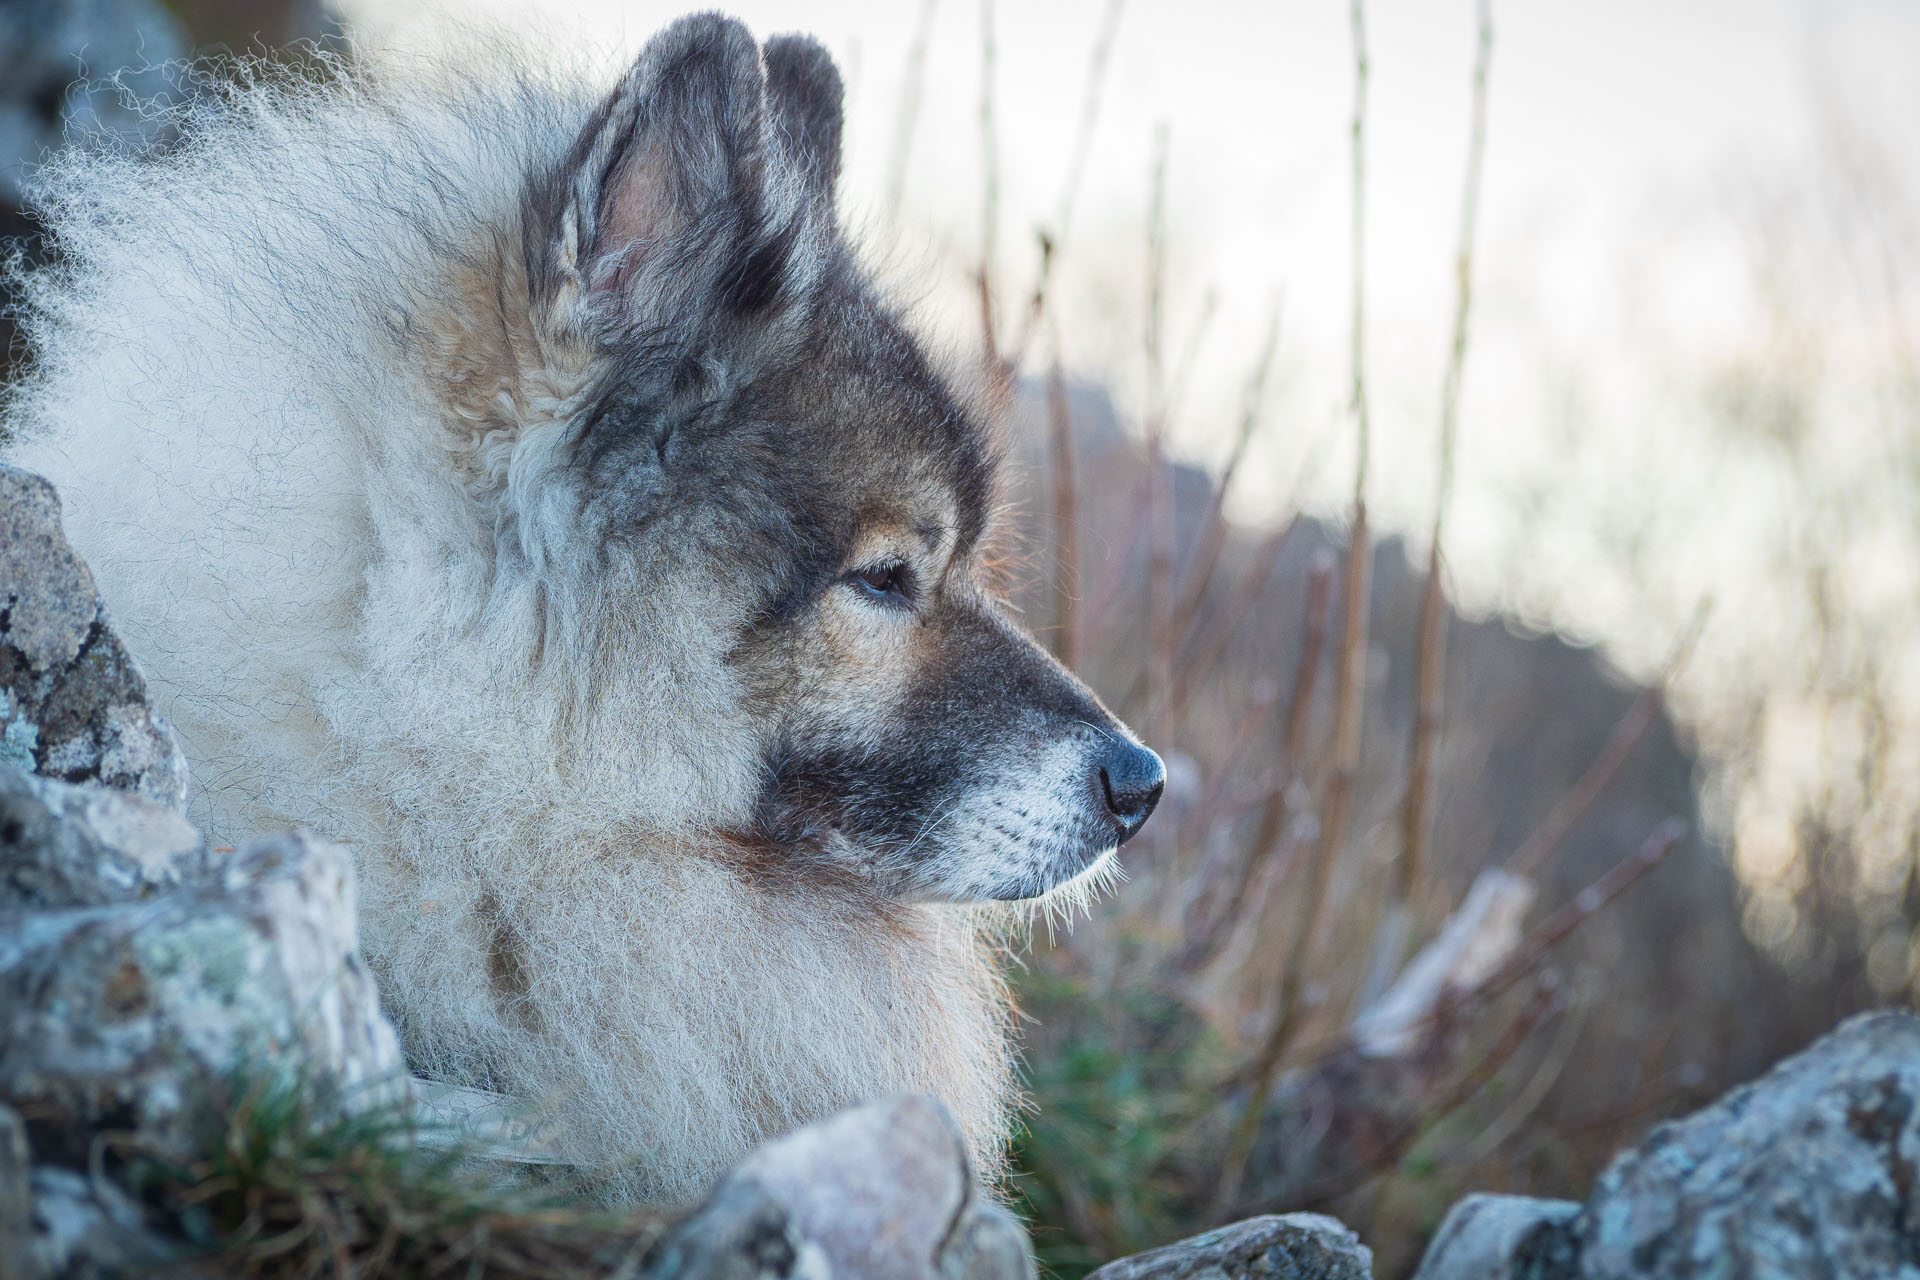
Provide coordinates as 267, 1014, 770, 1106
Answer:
3, 13, 1163, 1202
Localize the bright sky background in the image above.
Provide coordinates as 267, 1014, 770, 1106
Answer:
336, 0, 1919, 540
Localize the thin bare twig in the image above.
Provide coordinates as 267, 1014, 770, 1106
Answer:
1281, 551, 1339, 770
1144, 123, 1176, 738
1077, 467, 1153, 632
1045, 321, 1081, 668
1371, 0, 1494, 1006
1507, 602, 1710, 876
1167, 521, 1290, 723
1006, 0, 1128, 370
883, 0, 939, 219
1170, 299, 1286, 649
1273, 977, 1563, 1215
1472, 817, 1687, 1008
1165, 287, 1222, 429
1275, 818, 1690, 1077
1210, 2, 1372, 1215
1180, 554, 1335, 971
975, 0, 1003, 385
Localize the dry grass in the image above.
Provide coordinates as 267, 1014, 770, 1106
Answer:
114, 1067, 675, 1279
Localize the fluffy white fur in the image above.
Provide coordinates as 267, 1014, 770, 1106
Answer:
3, 42, 1018, 1203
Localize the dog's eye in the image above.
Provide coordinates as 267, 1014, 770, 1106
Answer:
851, 562, 910, 601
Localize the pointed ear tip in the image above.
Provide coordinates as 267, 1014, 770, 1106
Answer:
640, 11, 764, 83
763, 33, 842, 91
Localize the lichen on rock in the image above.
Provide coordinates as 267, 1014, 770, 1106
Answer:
0, 465, 189, 809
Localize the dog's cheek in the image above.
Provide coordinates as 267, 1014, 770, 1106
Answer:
790, 594, 929, 742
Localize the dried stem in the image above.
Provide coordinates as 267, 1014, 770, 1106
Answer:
1180, 554, 1335, 971
1399, 542, 1449, 901
883, 0, 939, 219
1176, 680, 1280, 856
1006, 0, 1128, 370
1281, 550, 1339, 768
1273, 977, 1563, 1215
1170, 299, 1285, 649
1144, 123, 1176, 738
1472, 818, 1686, 1005
1432, 0, 1493, 540
1373, 0, 1494, 1002
1211, 5, 1371, 1213
1045, 322, 1081, 668
1167, 522, 1290, 723
975, 0, 1003, 386
1507, 603, 1709, 877
1077, 468, 1153, 632
1280, 817, 1689, 1078
1346, 0, 1373, 501
1165, 287, 1221, 428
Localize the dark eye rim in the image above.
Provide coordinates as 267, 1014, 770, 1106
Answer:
849, 561, 912, 604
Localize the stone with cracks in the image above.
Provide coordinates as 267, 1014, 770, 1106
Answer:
1, 764, 211, 908
1, 464, 189, 809
654, 1093, 1036, 1280
1412, 1009, 1920, 1280
0, 831, 405, 1169
1085, 1214, 1374, 1280
1410, 1194, 1581, 1280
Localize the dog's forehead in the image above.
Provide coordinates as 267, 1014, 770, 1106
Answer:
775, 290, 997, 543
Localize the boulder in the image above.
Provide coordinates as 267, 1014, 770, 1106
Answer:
1, 764, 209, 907
654, 1094, 1035, 1280
0, 830, 404, 1168
1, 464, 188, 809
1086, 1214, 1373, 1280
1411, 1195, 1580, 1280
1413, 1010, 1920, 1279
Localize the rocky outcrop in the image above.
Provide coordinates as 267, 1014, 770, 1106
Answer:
1413, 1194, 1581, 1280
655, 1094, 1034, 1280
1, 766, 209, 907
1086, 1214, 1373, 1280
1412, 1010, 1920, 1280
1, 465, 189, 808
10, 443, 1916, 1279
1, 827, 406, 1167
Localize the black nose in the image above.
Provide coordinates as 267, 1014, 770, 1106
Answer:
1099, 740, 1165, 844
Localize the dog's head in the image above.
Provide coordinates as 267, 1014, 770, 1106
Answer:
448, 15, 1160, 902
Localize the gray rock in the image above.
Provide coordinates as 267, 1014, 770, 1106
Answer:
1, 764, 210, 907
15, 1166, 189, 1280
0, 830, 404, 1168
1086, 1214, 1374, 1280
6, 1101, 192, 1280
647, 1178, 826, 1280
1411, 1195, 1580, 1280
657, 1094, 1035, 1280
1565, 1009, 1920, 1279
1, 465, 189, 809
0, 1103, 32, 1280
1416, 1010, 1920, 1280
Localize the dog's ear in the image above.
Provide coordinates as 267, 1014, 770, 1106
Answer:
762, 35, 843, 205
536, 14, 828, 350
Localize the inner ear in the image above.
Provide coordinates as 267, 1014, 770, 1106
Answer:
537, 13, 819, 342
588, 26, 766, 266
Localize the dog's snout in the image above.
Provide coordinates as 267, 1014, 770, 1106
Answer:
1098, 740, 1165, 843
